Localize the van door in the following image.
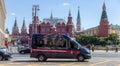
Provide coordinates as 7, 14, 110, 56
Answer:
51, 37, 70, 58
67, 40, 80, 58
53, 39, 79, 58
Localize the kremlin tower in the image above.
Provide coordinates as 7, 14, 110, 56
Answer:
98, 2, 110, 37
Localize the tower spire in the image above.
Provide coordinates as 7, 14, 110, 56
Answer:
103, 2, 106, 11
50, 12, 53, 19
101, 2, 107, 20
76, 6, 81, 32
14, 17, 18, 27
22, 17, 26, 27
12, 17, 19, 35
21, 17, 27, 35
69, 9, 71, 17
77, 6, 80, 19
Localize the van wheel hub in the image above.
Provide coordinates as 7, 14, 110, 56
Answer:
38, 55, 46, 62
78, 55, 84, 62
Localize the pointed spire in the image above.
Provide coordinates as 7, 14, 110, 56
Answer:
50, 12, 53, 19
5, 28, 9, 34
103, 2, 106, 11
22, 17, 25, 27
69, 9, 71, 17
14, 17, 18, 27
101, 2, 107, 20
77, 6, 80, 19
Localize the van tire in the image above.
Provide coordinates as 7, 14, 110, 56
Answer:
21, 51, 25, 54
77, 55, 84, 62
38, 54, 47, 62
0, 55, 3, 61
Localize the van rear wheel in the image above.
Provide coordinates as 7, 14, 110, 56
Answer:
77, 55, 84, 62
38, 55, 47, 62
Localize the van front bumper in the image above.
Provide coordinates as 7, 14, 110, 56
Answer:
84, 54, 91, 59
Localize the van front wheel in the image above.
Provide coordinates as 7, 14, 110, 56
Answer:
77, 55, 84, 62
0, 55, 3, 61
38, 55, 47, 62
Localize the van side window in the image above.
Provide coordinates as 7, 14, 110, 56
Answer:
32, 34, 68, 48
69, 41, 78, 49
35, 38, 44, 47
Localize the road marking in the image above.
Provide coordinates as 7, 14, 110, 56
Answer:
27, 64, 40, 66
0, 65, 4, 66
59, 62, 83, 66
90, 60, 110, 66
9, 62, 22, 64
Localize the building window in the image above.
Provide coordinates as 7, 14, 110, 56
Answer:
47, 28, 49, 32
62, 29, 65, 32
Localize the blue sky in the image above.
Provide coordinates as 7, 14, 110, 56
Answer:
5, 0, 120, 33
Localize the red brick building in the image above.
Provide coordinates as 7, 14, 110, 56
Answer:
11, 5, 75, 45
29, 5, 74, 38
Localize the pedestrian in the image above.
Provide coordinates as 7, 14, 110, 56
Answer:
106, 46, 109, 52
86, 44, 91, 50
115, 46, 118, 52
5, 38, 9, 50
92, 44, 94, 52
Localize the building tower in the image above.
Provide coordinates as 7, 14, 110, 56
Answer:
5, 28, 9, 34
12, 17, 19, 36
21, 17, 27, 35
76, 6, 81, 32
98, 2, 110, 37
67, 9, 74, 37
32, 5, 40, 33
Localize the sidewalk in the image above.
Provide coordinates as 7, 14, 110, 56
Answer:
90, 50, 120, 53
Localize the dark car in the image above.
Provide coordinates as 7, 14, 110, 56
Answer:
0, 47, 12, 61
30, 34, 91, 62
19, 47, 30, 54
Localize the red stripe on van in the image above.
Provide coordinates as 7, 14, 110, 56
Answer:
32, 49, 79, 54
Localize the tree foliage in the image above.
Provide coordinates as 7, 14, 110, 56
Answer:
75, 33, 120, 46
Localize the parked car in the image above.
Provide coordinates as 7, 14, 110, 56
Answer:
0, 46, 12, 61
19, 47, 30, 54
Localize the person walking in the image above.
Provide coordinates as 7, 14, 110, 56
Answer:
5, 38, 8, 49
92, 44, 94, 52
86, 44, 91, 50
115, 46, 118, 52
106, 46, 109, 52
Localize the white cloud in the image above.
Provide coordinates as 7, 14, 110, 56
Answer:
11, 13, 16, 16
63, 3, 70, 6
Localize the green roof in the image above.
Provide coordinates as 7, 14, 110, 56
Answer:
101, 10, 107, 20
77, 8, 80, 19
43, 18, 65, 26
111, 24, 120, 28
101, 2, 108, 20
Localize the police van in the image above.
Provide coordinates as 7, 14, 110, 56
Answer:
30, 34, 91, 62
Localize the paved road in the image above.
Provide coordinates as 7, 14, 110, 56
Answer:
0, 51, 120, 66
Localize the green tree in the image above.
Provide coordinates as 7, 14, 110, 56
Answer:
75, 34, 98, 46
107, 33, 120, 45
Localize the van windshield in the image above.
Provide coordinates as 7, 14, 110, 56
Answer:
72, 40, 81, 47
